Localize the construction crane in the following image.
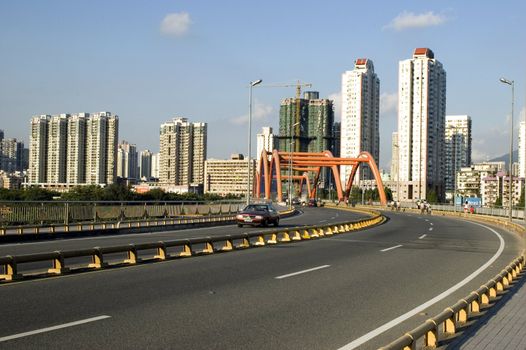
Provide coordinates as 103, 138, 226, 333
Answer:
262, 80, 312, 98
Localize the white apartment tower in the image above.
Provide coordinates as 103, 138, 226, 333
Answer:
340, 58, 380, 186
445, 115, 472, 195
159, 117, 207, 186
85, 112, 119, 185
117, 140, 138, 181
391, 132, 399, 181
29, 112, 118, 186
256, 127, 276, 165
29, 115, 49, 183
46, 114, 68, 183
519, 121, 526, 178
67, 113, 87, 184
397, 48, 446, 201
151, 152, 160, 179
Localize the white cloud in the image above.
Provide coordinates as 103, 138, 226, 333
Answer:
328, 91, 341, 121
160, 12, 192, 37
230, 100, 274, 125
380, 92, 398, 115
385, 11, 447, 31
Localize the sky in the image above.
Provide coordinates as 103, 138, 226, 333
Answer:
1, 0, 525, 170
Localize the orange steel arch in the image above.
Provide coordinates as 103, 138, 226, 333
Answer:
255, 149, 387, 205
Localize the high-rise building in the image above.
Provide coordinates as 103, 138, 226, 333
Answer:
139, 150, 153, 180
66, 113, 87, 184
340, 58, 380, 186
256, 127, 276, 164
277, 92, 335, 189
159, 117, 207, 186
391, 132, 399, 182
117, 140, 138, 182
46, 114, 68, 183
445, 115, 472, 197
519, 121, 526, 178
277, 97, 309, 153
151, 152, 160, 179
332, 122, 341, 157
29, 115, 49, 183
28, 112, 118, 186
0, 138, 25, 173
85, 112, 119, 185
397, 48, 447, 201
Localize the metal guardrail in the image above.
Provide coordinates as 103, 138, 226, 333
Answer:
380, 256, 524, 350
0, 213, 237, 236
0, 201, 245, 227
0, 212, 384, 282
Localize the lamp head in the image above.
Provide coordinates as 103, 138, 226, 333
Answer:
251, 79, 263, 86
499, 77, 513, 85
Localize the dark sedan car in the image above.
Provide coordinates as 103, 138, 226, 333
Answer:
236, 204, 280, 227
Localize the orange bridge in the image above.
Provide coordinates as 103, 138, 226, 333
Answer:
255, 150, 387, 205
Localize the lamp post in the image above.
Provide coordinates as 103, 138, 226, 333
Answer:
288, 121, 300, 209
247, 79, 262, 205
500, 77, 514, 222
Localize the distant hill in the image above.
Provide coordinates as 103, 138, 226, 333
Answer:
489, 150, 518, 167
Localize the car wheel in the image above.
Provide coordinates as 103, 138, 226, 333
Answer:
262, 219, 268, 227
237, 223, 243, 228
273, 218, 279, 227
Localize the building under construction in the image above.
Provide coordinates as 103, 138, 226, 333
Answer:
276, 91, 336, 194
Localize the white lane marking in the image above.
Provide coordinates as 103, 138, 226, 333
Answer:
338, 221, 505, 350
419, 234, 427, 239
424, 219, 429, 222
330, 217, 335, 219
380, 245, 403, 252
430, 223, 434, 226
0, 315, 111, 342
275, 265, 330, 279
429, 227, 433, 231
320, 220, 327, 223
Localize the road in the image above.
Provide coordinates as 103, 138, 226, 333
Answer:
0, 208, 522, 349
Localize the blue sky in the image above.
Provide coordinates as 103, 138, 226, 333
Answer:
1, 0, 525, 170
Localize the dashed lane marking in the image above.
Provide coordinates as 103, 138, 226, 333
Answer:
275, 265, 331, 279
0, 315, 111, 342
380, 245, 403, 252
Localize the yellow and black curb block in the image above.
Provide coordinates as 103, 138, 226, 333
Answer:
379, 254, 525, 350
0, 210, 385, 283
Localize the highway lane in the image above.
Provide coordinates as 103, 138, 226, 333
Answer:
0, 210, 521, 349
0, 207, 365, 257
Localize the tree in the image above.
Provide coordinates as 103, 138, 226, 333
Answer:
494, 195, 503, 208
427, 190, 438, 204
61, 185, 105, 201
21, 187, 58, 201
384, 187, 393, 201
519, 186, 525, 209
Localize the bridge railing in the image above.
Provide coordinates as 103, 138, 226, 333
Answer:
0, 200, 245, 233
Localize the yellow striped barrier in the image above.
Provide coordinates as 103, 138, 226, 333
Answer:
0, 210, 385, 283
380, 255, 525, 349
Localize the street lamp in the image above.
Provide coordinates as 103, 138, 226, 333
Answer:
288, 121, 300, 209
499, 77, 514, 222
247, 79, 262, 205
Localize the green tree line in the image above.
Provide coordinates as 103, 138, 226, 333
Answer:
0, 184, 241, 202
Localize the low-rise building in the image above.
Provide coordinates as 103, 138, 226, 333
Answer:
204, 154, 255, 196
480, 171, 524, 207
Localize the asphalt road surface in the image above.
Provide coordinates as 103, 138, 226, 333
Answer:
0, 209, 521, 349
